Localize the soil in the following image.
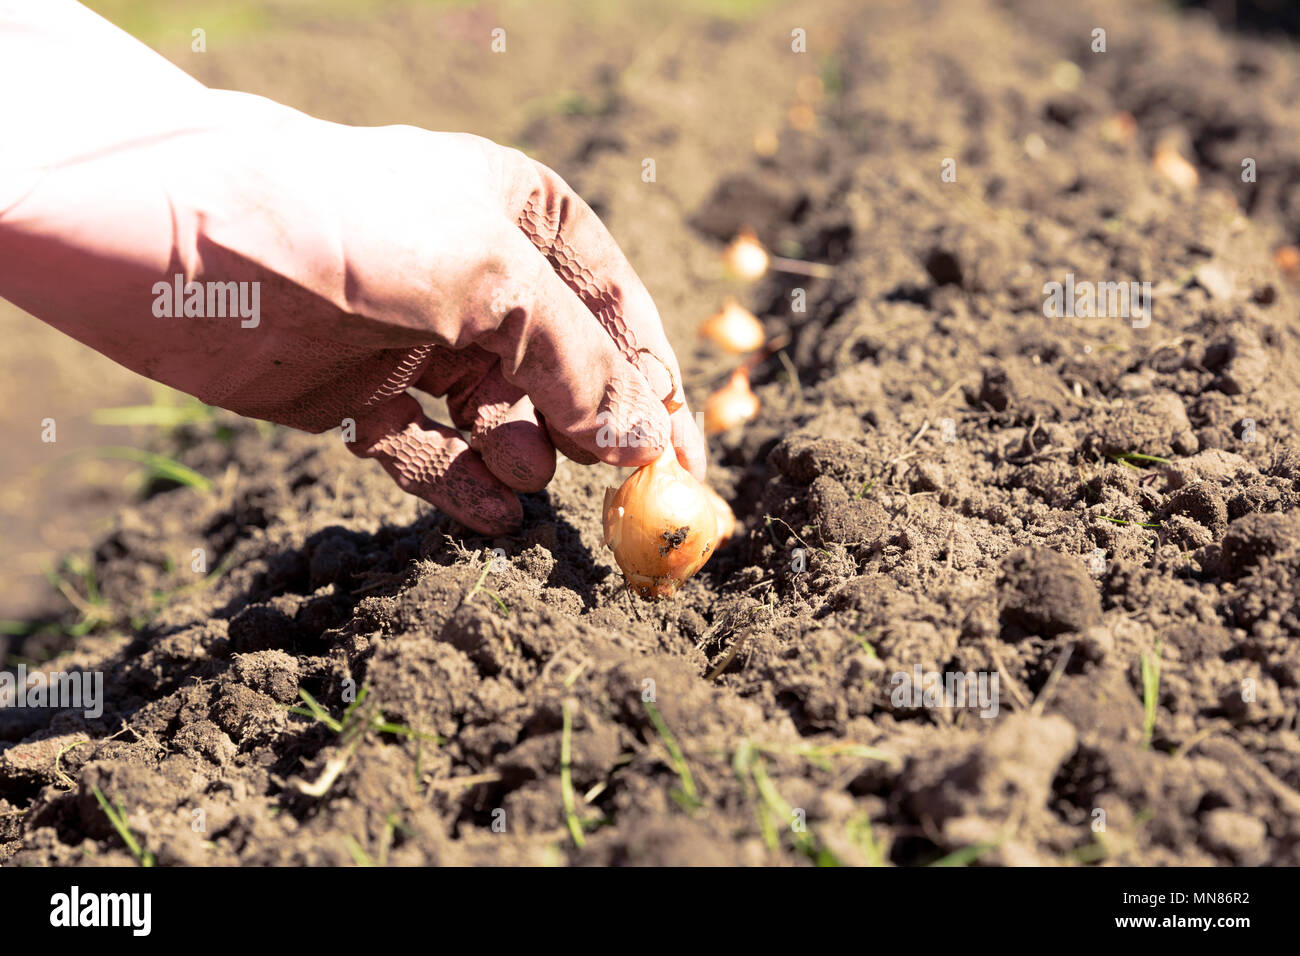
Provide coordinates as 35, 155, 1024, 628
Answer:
4, 0, 1300, 866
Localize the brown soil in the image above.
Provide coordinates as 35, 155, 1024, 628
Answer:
4, 0, 1300, 866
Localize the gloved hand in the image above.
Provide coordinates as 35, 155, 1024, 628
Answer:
0, 1, 706, 534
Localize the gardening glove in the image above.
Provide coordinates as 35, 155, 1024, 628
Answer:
0, 0, 706, 535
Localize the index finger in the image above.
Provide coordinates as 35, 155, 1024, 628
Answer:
501, 152, 708, 481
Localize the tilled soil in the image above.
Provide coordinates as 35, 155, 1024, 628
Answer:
4, 0, 1300, 865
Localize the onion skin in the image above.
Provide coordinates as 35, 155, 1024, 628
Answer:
699, 298, 766, 354
704, 367, 760, 435
703, 485, 736, 542
603, 447, 731, 599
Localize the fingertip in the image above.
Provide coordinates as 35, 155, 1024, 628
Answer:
671, 405, 708, 481
469, 391, 557, 494
590, 402, 673, 469
350, 398, 523, 535
599, 440, 662, 470
676, 447, 706, 482
457, 487, 523, 535
476, 418, 556, 493
546, 422, 600, 465
431, 444, 524, 534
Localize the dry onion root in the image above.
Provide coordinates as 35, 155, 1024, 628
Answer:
704, 366, 760, 435
602, 446, 735, 599
722, 229, 833, 280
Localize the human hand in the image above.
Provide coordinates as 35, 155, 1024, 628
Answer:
184, 122, 707, 535
0, 53, 705, 533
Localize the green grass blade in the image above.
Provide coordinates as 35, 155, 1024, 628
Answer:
77, 446, 212, 491
1141, 646, 1162, 747
91, 786, 154, 867
561, 700, 586, 848
90, 403, 212, 427
643, 699, 698, 807
930, 842, 997, 867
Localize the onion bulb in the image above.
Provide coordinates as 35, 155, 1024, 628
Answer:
698, 298, 766, 354
723, 230, 770, 280
603, 447, 734, 599
788, 102, 817, 132
723, 230, 834, 280
1274, 245, 1300, 284
1153, 142, 1198, 190
704, 367, 760, 435
1100, 110, 1136, 147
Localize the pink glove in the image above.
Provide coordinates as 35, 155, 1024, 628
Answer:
0, 1, 705, 534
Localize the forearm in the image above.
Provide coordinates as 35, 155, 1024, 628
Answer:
0, 2, 380, 393
0, 0, 207, 171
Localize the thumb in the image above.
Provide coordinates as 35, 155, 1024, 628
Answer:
348, 393, 522, 535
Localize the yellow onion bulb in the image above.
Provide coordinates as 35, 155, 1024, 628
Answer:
704, 367, 760, 435
1153, 143, 1198, 190
699, 298, 766, 354
603, 447, 730, 599
1275, 245, 1300, 284
1100, 110, 1136, 146
723, 230, 770, 280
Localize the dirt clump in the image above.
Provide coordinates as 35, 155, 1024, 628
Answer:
5, 0, 1300, 866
